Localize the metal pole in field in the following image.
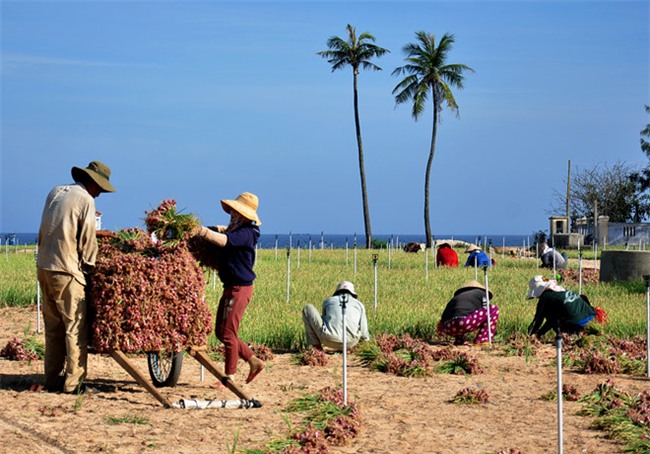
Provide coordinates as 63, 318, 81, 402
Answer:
578, 250, 583, 295
286, 248, 291, 303
425, 247, 429, 281
431, 243, 436, 269
320, 231, 324, 250
488, 240, 493, 265
340, 292, 349, 405
556, 323, 564, 454
353, 235, 358, 276
297, 241, 301, 269
372, 254, 378, 312
643, 274, 650, 377
483, 265, 492, 346
433, 240, 438, 269
309, 235, 312, 263
274, 235, 278, 261
35, 247, 41, 333
388, 236, 392, 269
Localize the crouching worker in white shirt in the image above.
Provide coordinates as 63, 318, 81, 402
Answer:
302, 281, 370, 351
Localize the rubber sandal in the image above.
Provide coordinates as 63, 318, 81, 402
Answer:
245, 364, 265, 384
29, 384, 44, 392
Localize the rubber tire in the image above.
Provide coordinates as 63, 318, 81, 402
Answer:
147, 351, 184, 388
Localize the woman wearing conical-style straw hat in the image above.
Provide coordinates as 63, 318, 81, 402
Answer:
195, 192, 265, 385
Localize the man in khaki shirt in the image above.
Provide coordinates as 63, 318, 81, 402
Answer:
37, 161, 116, 393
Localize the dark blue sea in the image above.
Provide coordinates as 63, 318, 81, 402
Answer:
2, 232, 532, 249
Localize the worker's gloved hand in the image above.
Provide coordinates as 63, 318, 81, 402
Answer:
198, 226, 227, 247
186, 224, 202, 237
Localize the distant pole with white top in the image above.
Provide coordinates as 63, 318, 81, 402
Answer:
372, 254, 378, 311
353, 234, 357, 275
340, 292, 349, 405
425, 247, 429, 281
556, 321, 564, 454
643, 274, 650, 377
297, 240, 301, 269
433, 240, 438, 269
35, 246, 41, 333
286, 248, 291, 303
578, 250, 583, 295
483, 265, 492, 346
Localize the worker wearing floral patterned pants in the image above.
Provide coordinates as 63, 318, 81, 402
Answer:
437, 280, 500, 346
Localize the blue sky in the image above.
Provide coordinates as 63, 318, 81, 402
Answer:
1, 0, 648, 238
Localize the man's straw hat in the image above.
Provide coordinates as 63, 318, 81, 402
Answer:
71, 161, 116, 193
221, 192, 261, 225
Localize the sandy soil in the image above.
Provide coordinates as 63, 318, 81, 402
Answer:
1, 306, 646, 454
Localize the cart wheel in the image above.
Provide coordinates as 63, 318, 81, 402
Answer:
147, 351, 183, 388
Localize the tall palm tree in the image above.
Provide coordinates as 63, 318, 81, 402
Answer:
392, 31, 474, 248
318, 24, 389, 248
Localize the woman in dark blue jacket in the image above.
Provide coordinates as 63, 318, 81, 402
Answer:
197, 192, 265, 384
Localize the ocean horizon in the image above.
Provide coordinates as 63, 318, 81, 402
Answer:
2, 232, 533, 249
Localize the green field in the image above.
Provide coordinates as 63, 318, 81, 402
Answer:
2, 246, 647, 350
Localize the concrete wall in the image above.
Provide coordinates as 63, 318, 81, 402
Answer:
600, 250, 650, 282
608, 222, 650, 247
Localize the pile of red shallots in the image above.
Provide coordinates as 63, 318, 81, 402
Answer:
89, 200, 214, 353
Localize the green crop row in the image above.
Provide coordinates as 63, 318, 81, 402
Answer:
2, 247, 648, 349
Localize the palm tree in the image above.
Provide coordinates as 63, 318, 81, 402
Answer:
318, 24, 389, 248
392, 32, 474, 248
